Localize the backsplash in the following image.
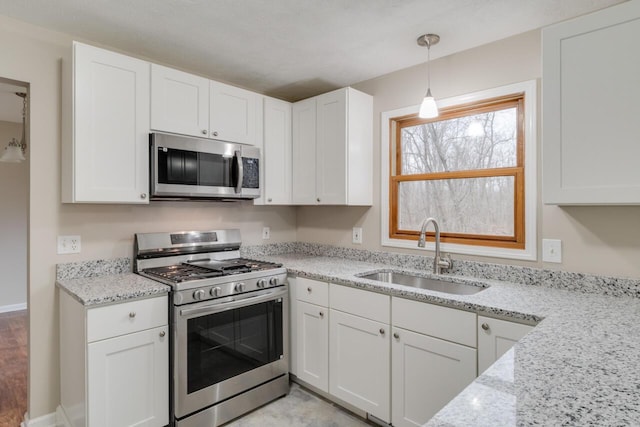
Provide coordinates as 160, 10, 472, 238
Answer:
242, 242, 640, 299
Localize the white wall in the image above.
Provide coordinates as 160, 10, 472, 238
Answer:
0, 120, 27, 310
298, 29, 640, 279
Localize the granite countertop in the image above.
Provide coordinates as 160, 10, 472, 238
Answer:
257, 253, 640, 426
56, 273, 170, 306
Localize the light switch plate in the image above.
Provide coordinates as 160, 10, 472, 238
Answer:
58, 235, 81, 254
262, 227, 271, 240
542, 239, 562, 263
352, 227, 363, 244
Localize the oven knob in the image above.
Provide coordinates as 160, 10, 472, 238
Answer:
210, 287, 222, 297
269, 277, 279, 287
235, 282, 246, 292
257, 279, 267, 288
193, 289, 206, 301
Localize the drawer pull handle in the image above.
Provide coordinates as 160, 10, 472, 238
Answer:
379, 328, 385, 335
481, 323, 490, 331
307, 287, 312, 293
159, 331, 166, 338
129, 312, 136, 318
393, 332, 400, 339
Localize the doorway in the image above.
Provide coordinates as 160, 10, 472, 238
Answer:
0, 77, 29, 426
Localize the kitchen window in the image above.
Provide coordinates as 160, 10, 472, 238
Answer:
381, 81, 537, 260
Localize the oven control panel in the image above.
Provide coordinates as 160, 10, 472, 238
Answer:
173, 271, 287, 305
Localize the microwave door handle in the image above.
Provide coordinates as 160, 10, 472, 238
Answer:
234, 150, 243, 194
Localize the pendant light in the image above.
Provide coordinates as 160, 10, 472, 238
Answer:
1, 92, 27, 163
417, 33, 440, 119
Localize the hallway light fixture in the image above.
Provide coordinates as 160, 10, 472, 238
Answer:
417, 33, 440, 119
1, 92, 27, 163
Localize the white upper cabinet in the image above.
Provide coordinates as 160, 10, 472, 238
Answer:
210, 80, 261, 145
150, 64, 209, 138
542, 1, 640, 204
62, 42, 151, 204
262, 97, 293, 204
150, 64, 261, 146
292, 87, 373, 206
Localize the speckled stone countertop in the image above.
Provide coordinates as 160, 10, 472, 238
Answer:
255, 253, 640, 426
56, 258, 170, 306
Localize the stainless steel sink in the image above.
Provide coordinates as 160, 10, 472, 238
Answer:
358, 271, 488, 295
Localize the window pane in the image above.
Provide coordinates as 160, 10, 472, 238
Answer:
398, 176, 515, 236
400, 108, 517, 174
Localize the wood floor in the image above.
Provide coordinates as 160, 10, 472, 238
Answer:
0, 310, 27, 427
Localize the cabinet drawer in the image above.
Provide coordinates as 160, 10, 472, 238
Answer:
392, 297, 476, 347
87, 296, 167, 342
297, 277, 329, 306
330, 283, 390, 324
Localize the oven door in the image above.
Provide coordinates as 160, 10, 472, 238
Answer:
173, 286, 288, 420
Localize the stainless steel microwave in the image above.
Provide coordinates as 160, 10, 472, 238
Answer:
150, 133, 260, 200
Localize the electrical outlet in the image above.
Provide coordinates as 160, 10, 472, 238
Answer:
262, 227, 271, 240
352, 227, 363, 244
58, 235, 81, 254
542, 239, 562, 263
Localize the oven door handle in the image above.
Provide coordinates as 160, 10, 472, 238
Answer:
179, 288, 286, 317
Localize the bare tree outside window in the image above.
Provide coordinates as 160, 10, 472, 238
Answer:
390, 94, 525, 249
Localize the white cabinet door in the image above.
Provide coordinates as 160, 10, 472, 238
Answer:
329, 309, 390, 423
296, 301, 329, 392
292, 97, 317, 204
209, 80, 259, 145
87, 325, 169, 427
391, 327, 476, 427
316, 89, 347, 205
477, 316, 533, 375
263, 97, 292, 204
68, 42, 150, 203
542, 1, 640, 204
150, 64, 209, 138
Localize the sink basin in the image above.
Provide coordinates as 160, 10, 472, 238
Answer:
358, 271, 488, 295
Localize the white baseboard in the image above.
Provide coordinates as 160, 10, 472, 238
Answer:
22, 411, 57, 427
0, 302, 27, 313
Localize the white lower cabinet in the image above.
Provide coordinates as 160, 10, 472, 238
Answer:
391, 327, 476, 427
87, 326, 168, 427
477, 315, 533, 375
391, 297, 477, 427
59, 291, 169, 427
296, 301, 329, 391
329, 283, 391, 423
329, 309, 390, 423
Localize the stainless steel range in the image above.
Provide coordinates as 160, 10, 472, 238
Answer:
134, 229, 289, 427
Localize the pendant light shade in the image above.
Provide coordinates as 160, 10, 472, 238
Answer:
417, 33, 440, 119
0, 138, 26, 162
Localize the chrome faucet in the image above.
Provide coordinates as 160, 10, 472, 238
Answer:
417, 217, 452, 274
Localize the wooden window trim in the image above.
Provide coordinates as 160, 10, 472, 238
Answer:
389, 94, 525, 249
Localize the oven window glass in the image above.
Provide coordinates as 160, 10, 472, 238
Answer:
186, 298, 283, 394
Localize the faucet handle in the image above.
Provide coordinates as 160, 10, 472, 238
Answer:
439, 253, 453, 272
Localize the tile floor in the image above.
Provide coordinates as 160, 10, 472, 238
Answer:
226, 383, 376, 427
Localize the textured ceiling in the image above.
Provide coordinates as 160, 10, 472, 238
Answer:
0, 0, 626, 101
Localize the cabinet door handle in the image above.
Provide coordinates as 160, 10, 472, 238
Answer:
268, 198, 272, 202
140, 193, 147, 199
379, 328, 385, 335
316, 198, 321, 203
481, 323, 490, 331
201, 129, 207, 135
212, 131, 219, 137
319, 311, 324, 318
307, 287, 312, 293
393, 332, 400, 339
129, 312, 136, 318
159, 330, 166, 337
